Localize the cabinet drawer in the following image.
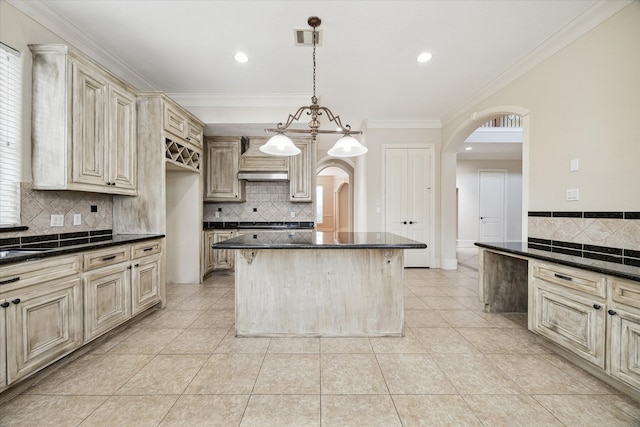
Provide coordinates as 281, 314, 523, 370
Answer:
131, 240, 162, 259
531, 261, 606, 298
0, 255, 81, 292
163, 104, 187, 139
611, 278, 640, 311
83, 246, 130, 271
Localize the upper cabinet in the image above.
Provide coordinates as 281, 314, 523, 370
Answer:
204, 136, 245, 202
163, 101, 203, 149
30, 45, 137, 195
289, 139, 314, 202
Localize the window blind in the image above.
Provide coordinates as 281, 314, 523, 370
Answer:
0, 43, 22, 226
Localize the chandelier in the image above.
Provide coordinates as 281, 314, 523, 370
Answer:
262, 16, 367, 157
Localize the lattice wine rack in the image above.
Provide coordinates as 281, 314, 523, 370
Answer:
165, 138, 201, 171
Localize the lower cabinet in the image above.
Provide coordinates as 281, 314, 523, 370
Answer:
530, 260, 640, 396
5, 277, 82, 385
203, 230, 235, 274
83, 240, 162, 342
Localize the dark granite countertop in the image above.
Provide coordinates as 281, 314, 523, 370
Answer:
212, 231, 427, 249
204, 221, 314, 230
0, 234, 165, 266
475, 241, 640, 282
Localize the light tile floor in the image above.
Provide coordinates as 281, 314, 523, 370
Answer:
2, 265, 640, 426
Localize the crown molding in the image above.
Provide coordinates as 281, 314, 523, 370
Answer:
365, 119, 442, 129
7, 0, 158, 91
440, 0, 633, 127
169, 93, 313, 108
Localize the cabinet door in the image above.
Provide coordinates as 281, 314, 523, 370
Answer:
204, 231, 217, 274
71, 60, 108, 187
132, 255, 161, 316
205, 140, 243, 201
214, 231, 235, 270
83, 264, 131, 342
187, 121, 203, 148
290, 140, 313, 202
108, 83, 137, 193
609, 308, 640, 390
163, 103, 188, 140
532, 280, 606, 368
5, 278, 82, 384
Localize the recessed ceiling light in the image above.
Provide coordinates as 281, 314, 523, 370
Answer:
416, 52, 432, 63
465, 146, 473, 151
234, 52, 248, 63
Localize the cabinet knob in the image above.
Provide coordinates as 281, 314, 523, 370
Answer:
11, 298, 21, 305
403, 221, 407, 224
593, 304, 601, 310
0, 302, 9, 308
608, 309, 617, 316
409, 221, 414, 224
127, 265, 132, 270
135, 263, 140, 267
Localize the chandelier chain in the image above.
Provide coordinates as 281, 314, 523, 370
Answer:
312, 25, 317, 100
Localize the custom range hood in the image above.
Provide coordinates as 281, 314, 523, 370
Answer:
237, 138, 289, 181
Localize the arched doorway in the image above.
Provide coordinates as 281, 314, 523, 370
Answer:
441, 106, 530, 270
316, 159, 354, 232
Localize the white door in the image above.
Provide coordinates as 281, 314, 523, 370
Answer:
385, 147, 431, 267
478, 170, 506, 242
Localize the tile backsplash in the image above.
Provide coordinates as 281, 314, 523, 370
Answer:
203, 182, 313, 222
528, 212, 640, 252
0, 182, 113, 238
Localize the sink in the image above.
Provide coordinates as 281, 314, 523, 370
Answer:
0, 248, 48, 258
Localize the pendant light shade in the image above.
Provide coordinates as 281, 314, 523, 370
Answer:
327, 135, 368, 157
259, 134, 301, 156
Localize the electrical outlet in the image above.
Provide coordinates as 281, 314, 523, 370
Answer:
290, 211, 296, 218
215, 211, 220, 218
50, 214, 64, 227
566, 188, 580, 201
73, 214, 81, 225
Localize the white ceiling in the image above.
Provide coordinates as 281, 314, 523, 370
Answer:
12, 0, 627, 152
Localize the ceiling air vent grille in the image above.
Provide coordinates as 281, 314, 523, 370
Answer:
294, 29, 322, 46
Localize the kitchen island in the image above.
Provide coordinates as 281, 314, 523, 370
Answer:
212, 231, 426, 337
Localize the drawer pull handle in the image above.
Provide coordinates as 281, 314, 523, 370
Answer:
12, 298, 20, 305
608, 309, 617, 316
0, 276, 20, 285
554, 273, 573, 281
143, 247, 154, 252
102, 255, 117, 261
1, 302, 9, 308
593, 304, 601, 310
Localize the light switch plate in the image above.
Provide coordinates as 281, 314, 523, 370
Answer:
570, 159, 579, 172
566, 188, 580, 201
73, 214, 81, 225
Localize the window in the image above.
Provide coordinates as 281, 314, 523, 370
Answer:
0, 43, 22, 226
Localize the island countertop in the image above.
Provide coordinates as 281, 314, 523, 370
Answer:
212, 231, 427, 250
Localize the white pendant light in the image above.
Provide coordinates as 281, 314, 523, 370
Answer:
259, 134, 301, 156
327, 135, 368, 157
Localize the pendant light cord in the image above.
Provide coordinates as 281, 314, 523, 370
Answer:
312, 25, 317, 101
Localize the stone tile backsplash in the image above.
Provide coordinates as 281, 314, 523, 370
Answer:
203, 182, 313, 222
0, 182, 113, 238
528, 214, 640, 251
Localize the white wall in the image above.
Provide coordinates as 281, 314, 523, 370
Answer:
444, 2, 640, 212
456, 159, 522, 247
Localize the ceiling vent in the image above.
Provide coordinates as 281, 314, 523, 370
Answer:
294, 29, 322, 46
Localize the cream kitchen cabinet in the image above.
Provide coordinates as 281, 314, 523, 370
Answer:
203, 230, 236, 274
0, 255, 83, 389
205, 137, 245, 201
289, 140, 314, 202
83, 240, 162, 342
30, 44, 137, 195
608, 277, 640, 390
163, 102, 203, 148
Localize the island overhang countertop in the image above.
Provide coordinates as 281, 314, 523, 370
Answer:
211, 231, 427, 250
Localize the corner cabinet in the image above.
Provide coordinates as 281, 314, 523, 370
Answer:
289, 140, 314, 202
30, 44, 137, 195
204, 137, 245, 201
